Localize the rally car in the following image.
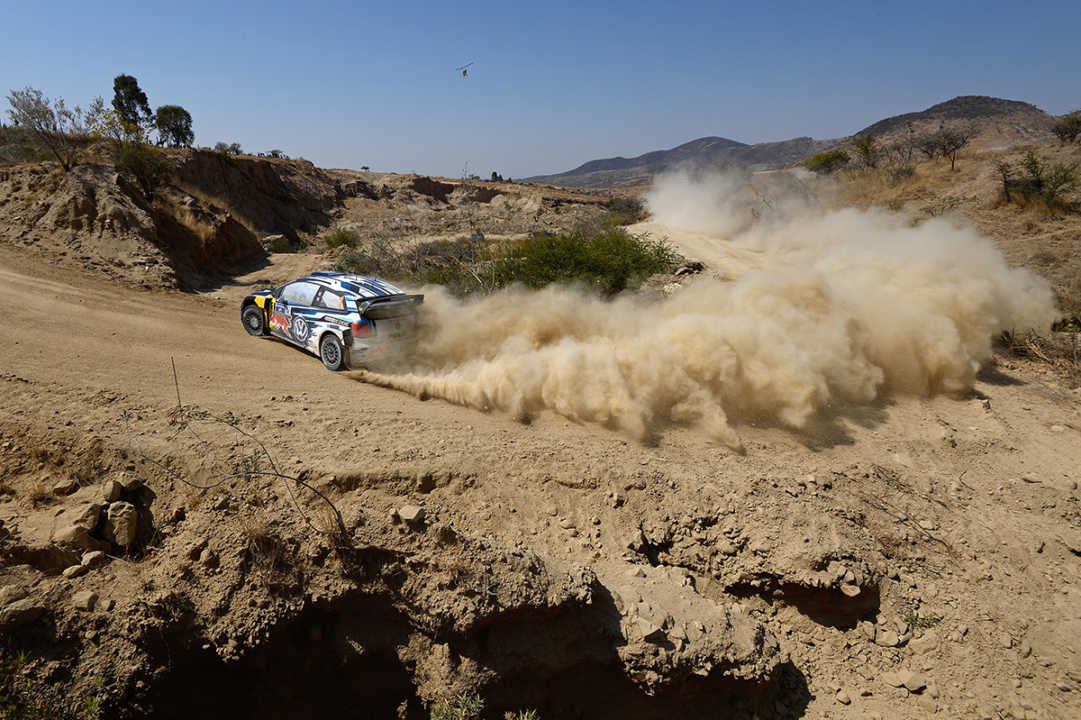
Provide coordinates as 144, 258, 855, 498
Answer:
240, 272, 423, 370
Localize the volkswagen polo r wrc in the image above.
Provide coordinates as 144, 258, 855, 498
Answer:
240, 272, 423, 370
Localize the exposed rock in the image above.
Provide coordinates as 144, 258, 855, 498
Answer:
0, 585, 29, 606
102, 479, 124, 502
72, 590, 98, 611
54, 524, 102, 551
0, 598, 45, 629
73, 503, 103, 530
52, 476, 79, 496
836, 689, 852, 705
118, 473, 143, 492
104, 501, 139, 546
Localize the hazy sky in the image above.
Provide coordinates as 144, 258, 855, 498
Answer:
3, 0, 1079, 178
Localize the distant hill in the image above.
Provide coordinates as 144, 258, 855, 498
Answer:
525, 95, 1058, 188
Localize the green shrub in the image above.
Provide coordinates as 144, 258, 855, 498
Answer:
602, 195, 647, 225
116, 142, 172, 199
802, 150, 850, 174
494, 227, 675, 295
1001, 151, 1079, 208
336, 226, 676, 297
324, 228, 360, 249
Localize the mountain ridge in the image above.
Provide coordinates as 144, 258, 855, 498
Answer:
525, 95, 1058, 188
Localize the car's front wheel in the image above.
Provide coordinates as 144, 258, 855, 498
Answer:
319, 333, 346, 371
242, 304, 267, 336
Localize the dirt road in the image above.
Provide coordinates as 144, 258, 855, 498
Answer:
3, 245, 1081, 719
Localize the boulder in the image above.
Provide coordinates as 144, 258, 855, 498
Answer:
104, 501, 139, 547
0, 598, 46, 629
54, 524, 100, 551
399, 505, 425, 526
62, 564, 88, 579
73, 503, 103, 530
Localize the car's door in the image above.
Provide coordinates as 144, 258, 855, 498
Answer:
272, 281, 321, 346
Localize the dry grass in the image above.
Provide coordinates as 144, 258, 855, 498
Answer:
1000, 329, 1081, 387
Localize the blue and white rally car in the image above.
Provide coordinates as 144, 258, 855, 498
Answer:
240, 272, 423, 370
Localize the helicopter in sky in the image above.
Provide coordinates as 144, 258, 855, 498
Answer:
456, 62, 474, 78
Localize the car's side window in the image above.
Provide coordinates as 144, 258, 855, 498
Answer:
280, 282, 320, 306
315, 289, 349, 310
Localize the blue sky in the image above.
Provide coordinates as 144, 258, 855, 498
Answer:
3, 0, 1079, 178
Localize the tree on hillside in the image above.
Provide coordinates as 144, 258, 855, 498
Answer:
938, 127, 972, 171
1052, 112, 1081, 144
5, 87, 102, 171
852, 134, 878, 168
154, 105, 193, 147
802, 150, 850, 174
112, 74, 151, 127
214, 141, 243, 155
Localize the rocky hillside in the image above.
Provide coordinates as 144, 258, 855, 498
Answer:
526, 95, 1058, 188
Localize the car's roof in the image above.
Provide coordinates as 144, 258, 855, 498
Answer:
295, 272, 405, 299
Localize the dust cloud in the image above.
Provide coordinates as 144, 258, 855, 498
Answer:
355, 170, 1059, 448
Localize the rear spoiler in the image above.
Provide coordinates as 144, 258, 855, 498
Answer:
358, 294, 424, 319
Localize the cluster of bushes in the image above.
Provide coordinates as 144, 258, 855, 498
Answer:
997, 151, 1078, 209
802, 150, 850, 174
335, 225, 676, 297
602, 195, 647, 225
1052, 112, 1081, 144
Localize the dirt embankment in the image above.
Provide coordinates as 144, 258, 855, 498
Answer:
0, 151, 348, 289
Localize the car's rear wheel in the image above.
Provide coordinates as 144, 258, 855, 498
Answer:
242, 304, 267, 336
319, 333, 345, 371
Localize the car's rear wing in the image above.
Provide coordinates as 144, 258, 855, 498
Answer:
358, 294, 424, 320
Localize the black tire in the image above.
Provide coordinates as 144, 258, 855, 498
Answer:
319, 333, 346, 371
242, 304, 267, 336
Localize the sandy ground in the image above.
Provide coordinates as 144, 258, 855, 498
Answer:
3, 234, 1081, 718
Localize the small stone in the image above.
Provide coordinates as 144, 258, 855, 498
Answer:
1000, 634, 1013, 649
900, 671, 926, 693
104, 598, 115, 612
883, 671, 905, 687
859, 620, 876, 642
840, 583, 861, 597
199, 547, 219, 569
72, 591, 98, 611
909, 629, 940, 654
81, 550, 107, 569
918, 519, 937, 531
398, 505, 425, 525
836, 690, 851, 705
626, 566, 646, 578
62, 564, 88, 578
388, 509, 401, 524
52, 477, 79, 496
1057, 681, 1072, 692
558, 517, 576, 529
102, 479, 124, 502
876, 630, 900, 647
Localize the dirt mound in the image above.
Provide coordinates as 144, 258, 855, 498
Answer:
0, 151, 351, 290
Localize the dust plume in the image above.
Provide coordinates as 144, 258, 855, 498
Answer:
355, 170, 1059, 448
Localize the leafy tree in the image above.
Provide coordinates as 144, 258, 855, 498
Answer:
153, 105, 193, 147
111, 74, 151, 127
117, 142, 173, 198
490, 171, 504, 182
5, 86, 102, 170
214, 141, 243, 155
802, 150, 850, 174
851, 134, 877, 168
